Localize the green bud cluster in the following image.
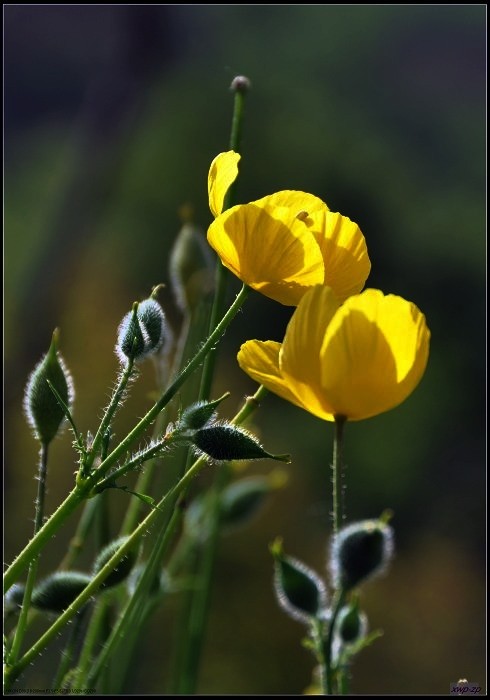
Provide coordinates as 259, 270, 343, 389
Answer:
116, 299, 166, 365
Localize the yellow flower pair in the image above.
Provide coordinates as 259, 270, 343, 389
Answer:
207, 151, 430, 422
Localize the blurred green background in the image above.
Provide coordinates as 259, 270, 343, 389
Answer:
4, 5, 486, 695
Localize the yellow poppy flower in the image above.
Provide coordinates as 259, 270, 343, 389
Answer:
206, 152, 370, 306
237, 286, 430, 421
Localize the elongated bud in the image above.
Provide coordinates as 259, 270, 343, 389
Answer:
23, 329, 74, 445
116, 298, 166, 364
271, 538, 327, 624
191, 422, 290, 463
31, 571, 92, 614
92, 536, 137, 590
178, 393, 230, 431
335, 598, 368, 644
329, 520, 394, 592
169, 222, 214, 313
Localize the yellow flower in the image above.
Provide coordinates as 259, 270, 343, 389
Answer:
207, 152, 370, 306
237, 286, 430, 421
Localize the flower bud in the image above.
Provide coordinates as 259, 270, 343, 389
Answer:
116, 298, 166, 364
335, 598, 368, 644
4, 583, 26, 616
31, 571, 92, 614
230, 75, 251, 93
169, 223, 214, 313
329, 520, 394, 592
191, 423, 290, 463
271, 539, 327, 624
178, 393, 230, 431
92, 536, 137, 590
23, 329, 74, 445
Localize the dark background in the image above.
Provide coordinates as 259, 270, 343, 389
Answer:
4, 5, 486, 694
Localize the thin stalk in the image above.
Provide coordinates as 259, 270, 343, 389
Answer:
325, 590, 346, 695
84, 358, 135, 473
7, 444, 49, 669
51, 608, 88, 690
4, 285, 250, 591
175, 386, 268, 694
199, 77, 249, 400
332, 416, 346, 536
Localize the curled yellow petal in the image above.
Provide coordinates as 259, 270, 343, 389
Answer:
306, 210, 371, 302
208, 151, 241, 217
237, 340, 304, 409
320, 289, 430, 420
207, 201, 324, 305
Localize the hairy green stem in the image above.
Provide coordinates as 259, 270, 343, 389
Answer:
325, 590, 346, 695
332, 416, 346, 536
4, 285, 249, 592
7, 444, 49, 672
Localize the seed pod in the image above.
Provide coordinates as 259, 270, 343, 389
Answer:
329, 520, 394, 592
23, 329, 74, 445
271, 539, 327, 624
92, 536, 137, 590
192, 423, 290, 463
31, 571, 92, 614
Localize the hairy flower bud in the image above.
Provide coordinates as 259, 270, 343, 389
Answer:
191, 423, 290, 463
92, 536, 137, 590
23, 329, 74, 445
329, 520, 394, 592
271, 539, 327, 624
116, 298, 166, 364
31, 571, 92, 614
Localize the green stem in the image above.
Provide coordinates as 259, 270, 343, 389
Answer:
51, 608, 88, 690
7, 444, 49, 670
199, 78, 249, 400
5, 436, 223, 689
311, 618, 328, 695
332, 416, 346, 536
3, 285, 250, 592
175, 386, 268, 694
84, 358, 135, 473
325, 590, 346, 695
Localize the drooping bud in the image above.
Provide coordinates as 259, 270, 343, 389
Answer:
329, 520, 394, 592
191, 423, 290, 463
271, 538, 327, 624
92, 536, 137, 590
31, 571, 92, 614
23, 329, 75, 445
169, 222, 214, 313
116, 298, 166, 365
178, 393, 230, 431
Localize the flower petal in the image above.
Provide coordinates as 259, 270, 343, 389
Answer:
208, 151, 241, 217
320, 289, 430, 420
207, 201, 325, 306
237, 340, 306, 410
280, 286, 341, 420
252, 190, 328, 214
307, 210, 371, 302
